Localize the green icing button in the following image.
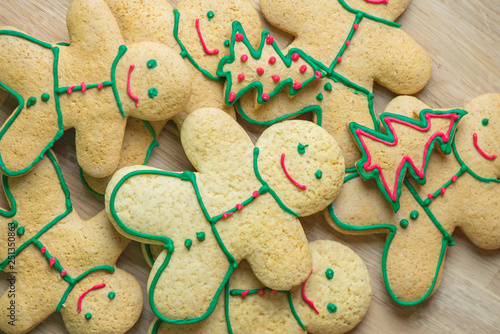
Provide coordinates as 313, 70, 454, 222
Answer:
324, 82, 332, 92
400, 219, 409, 229
41, 93, 50, 102
207, 11, 215, 20
327, 303, 337, 313
315, 170, 323, 180
185, 239, 192, 251
147, 59, 157, 69
224, 40, 230, 47
316, 93, 324, 101
410, 210, 419, 220
108, 291, 116, 299
196, 232, 206, 242
148, 88, 158, 98
85, 313, 92, 320
325, 268, 334, 280
482, 118, 489, 126
17, 226, 25, 236
26, 96, 37, 107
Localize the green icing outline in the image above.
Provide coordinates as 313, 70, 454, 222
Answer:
109, 147, 299, 325
0, 151, 115, 311
350, 108, 467, 212
0, 30, 128, 176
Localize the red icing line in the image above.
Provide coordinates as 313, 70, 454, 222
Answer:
67, 86, 76, 94
81, 82, 87, 92
473, 133, 497, 160
364, 0, 388, 3
355, 113, 459, 202
127, 65, 139, 107
78, 284, 106, 312
281, 153, 307, 190
195, 18, 219, 55
301, 270, 319, 314
222, 212, 234, 218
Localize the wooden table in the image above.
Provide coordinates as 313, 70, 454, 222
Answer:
0, 0, 499, 333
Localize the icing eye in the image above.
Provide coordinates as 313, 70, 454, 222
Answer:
482, 118, 489, 126
297, 143, 309, 155
315, 170, 323, 179
148, 88, 158, 99
207, 11, 215, 21
147, 59, 157, 69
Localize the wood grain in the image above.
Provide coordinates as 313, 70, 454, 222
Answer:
0, 0, 499, 333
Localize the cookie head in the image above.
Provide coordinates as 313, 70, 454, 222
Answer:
256, 120, 345, 216
292, 240, 371, 334
455, 94, 500, 180
116, 42, 192, 121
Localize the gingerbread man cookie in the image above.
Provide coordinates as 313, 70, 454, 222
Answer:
220, 0, 431, 167
105, 107, 345, 324
80, 0, 263, 196
147, 240, 371, 334
0, 0, 191, 178
328, 94, 500, 305
0, 151, 142, 333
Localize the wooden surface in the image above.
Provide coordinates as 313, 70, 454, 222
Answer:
0, 0, 499, 333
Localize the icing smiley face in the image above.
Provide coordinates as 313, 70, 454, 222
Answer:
454, 94, 500, 180
115, 42, 192, 121
256, 120, 345, 216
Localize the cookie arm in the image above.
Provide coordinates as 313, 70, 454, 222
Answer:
66, 0, 124, 49
373, 27, 431, 94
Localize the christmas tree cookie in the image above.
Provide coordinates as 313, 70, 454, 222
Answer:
327, 94, 500, 305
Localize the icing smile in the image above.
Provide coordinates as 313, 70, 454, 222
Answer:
127, 64, 139, 107
280, 154, 307, 190
364, 0, 388, 3
301, 270, 319, 314
195, 18, 219, 55
473, 133, 497, 160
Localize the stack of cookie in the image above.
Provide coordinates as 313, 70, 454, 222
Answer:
0, 0, 498, 333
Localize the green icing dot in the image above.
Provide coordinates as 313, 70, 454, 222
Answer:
108, 292, 116, 299
147, 59, 157, 69
297, 143, 309, 155
148, 88, 158, 99
315, 170, 323, 180
185, 239, 192, 251
410, 210, 419, 220
327, 303, 337, 313
85, 313, 92, 320
482, 118, 489, 126
325, 268, 334, 280
26, 97, 37, 108
207, 11, 215, 21
224, 40, 230, 47
400, 219, 409, 228
17, 226, 25, 236
196, 232, 206, 242
316, 93, 323, 101
324, 82, 332, 92
41, 93, 50, 102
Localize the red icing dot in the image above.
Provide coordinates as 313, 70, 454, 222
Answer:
268, 56, 276, 65
238, 73, 245, 82
81, 82, 87, 92
440, 187, 446, 195
353, 24, 359, 29
428, 194, 434, 200
222, 212, 233, 218
299, 65, 307, 73
346, 40, 351, 45
315, 71, 322, 79
236, 204, 243, 210
41, 247, 46, 253
291, 53, 299, 61
266, 35, 274, 44
272, 290, 277, 294
61, 270, 67, 277
258, 289, 265, 296
229, 92, 236, 102
293, 82, 302, 90
253, 191, 259, 197
451, 175, 458, 181
337, 57, 342, 62
262, 93, 270, 101
257, 67, 265, 75
271, 75, 280, 83
97, 83, 104, 89
241, 289, 250, 297
235, 33, 244, 42
241, 54, 248, 62
49, 258, 56, 267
